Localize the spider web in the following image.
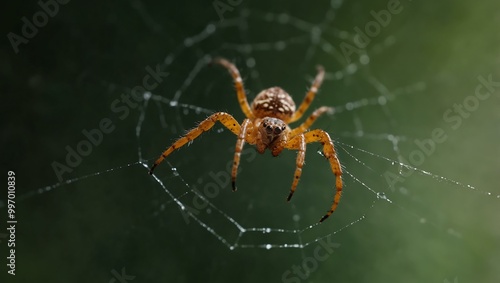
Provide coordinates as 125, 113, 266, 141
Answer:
4, 0, 500, 282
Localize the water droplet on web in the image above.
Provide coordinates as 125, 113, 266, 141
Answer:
377, 192, 386, 200
164, 54, 174, 65
169, 100, 178, 107
346, 63, 357, 74
265, 228, 271, 233
346, 102, 353, 111
205, 24, 216, 34
171, 167, 179, 176
143, 91, 152, 100
359, 54, 370, 65
265, 244, 272, 250
246, 57, 256, 68
378, 96, 387, 105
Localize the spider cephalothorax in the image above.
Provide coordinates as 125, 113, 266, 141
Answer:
257, 117, 289, 156
149, 57, 343, 223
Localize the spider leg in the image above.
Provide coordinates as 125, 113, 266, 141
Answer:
149, 112, 241, 174
231, 119, 253, 191
288, 65, 325, 123
284, 134, 306, 202
212, 57, 255, 119
303, 129, 343, 223
289, 106, 334, 136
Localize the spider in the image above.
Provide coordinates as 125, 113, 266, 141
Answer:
149, 58, 343, 223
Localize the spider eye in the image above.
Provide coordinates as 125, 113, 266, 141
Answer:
274, 127, 282, 135
265, 125, 273, 134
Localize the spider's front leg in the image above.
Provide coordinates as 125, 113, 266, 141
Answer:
285, 129, 343, 223
231, 118, 253, 191
149, 112, 241, 174
303, 129, 343, 222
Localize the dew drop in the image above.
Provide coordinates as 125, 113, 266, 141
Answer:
346, 102, 353, 111
378, 96, 387, 105
205, 24, 216, 34
346, 63, 357, 74
359, 54, 370, 65
246, 57, 256, 68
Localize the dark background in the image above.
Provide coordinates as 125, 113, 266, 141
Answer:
1, 0, 499, 282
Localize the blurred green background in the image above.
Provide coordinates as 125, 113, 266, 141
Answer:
1, 0, 499, 282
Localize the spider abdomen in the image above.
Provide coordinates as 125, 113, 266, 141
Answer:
251, 87, 296, 121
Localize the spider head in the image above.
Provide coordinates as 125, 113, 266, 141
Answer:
258, 117, 288, 155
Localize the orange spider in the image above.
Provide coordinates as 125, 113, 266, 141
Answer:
149, 58, 343, 222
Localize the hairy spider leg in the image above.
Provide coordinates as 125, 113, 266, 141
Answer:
231, 119, 253, 191
289, 65, 325, 123
213, 58, 255, 119
306, 130, 343, 222
289, 106, 334, 136
149, 112, 241, 174
286, 129, 343, 223
284, 134, 306, 202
